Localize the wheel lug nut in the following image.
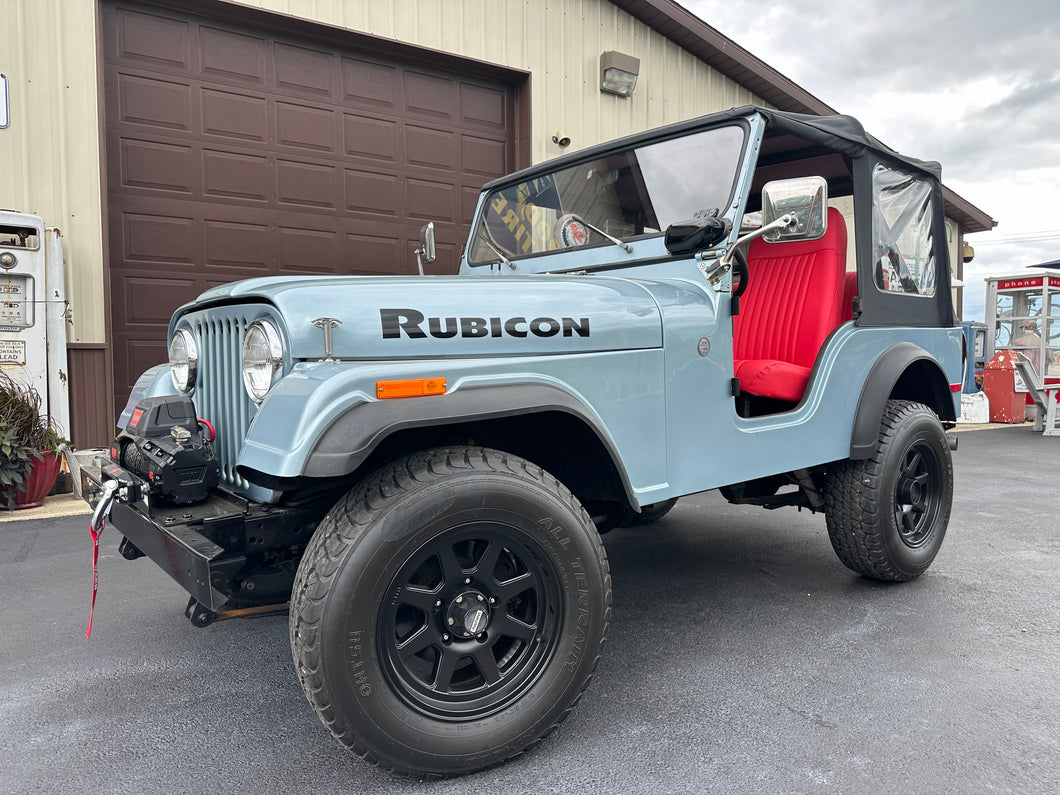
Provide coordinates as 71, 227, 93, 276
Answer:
488, 597, 496, 605
448, 617, 455, 625
476, 594, 484, 602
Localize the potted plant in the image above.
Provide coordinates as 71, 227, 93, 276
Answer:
0, 370, 68, 510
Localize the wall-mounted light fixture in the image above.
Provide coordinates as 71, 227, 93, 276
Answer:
552, 131, 571, 147
600, 51, 639, 98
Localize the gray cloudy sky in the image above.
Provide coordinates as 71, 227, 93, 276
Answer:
683, 0, 1060, 321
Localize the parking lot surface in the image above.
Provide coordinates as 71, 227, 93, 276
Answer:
2, 425, 1057, 793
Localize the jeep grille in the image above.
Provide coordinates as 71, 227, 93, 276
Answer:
190, 310, 255, 491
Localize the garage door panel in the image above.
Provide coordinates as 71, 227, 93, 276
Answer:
279, 227, 343, 274
104, 0, 517, 410
461, 134, 509, 179
117, 333, 172, 392
462, 185, 484, 225
204, 220, 272, 270
202, 149, 270, 202
120, 212, 196, 265
342, 57, 399, 109
344, 168, 401, 217
118, 73, 192, 130
114, 6, 190, 69
277, 160, 340, 209
405, 70, 458, 120
406, 177, 456, 224
275, 41, 337, 98
276, 101, 337, 152
343, 112, 399, 162
200, 26, 268, 85
201, 88, 269, 142
460, 83, 509, 130
344, 231, 405, 275
115, 275, 202, 328
119, 138, 195, 194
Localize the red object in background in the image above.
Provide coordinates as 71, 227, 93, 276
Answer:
983, 351, 1027, 424
14, 451, 62, 509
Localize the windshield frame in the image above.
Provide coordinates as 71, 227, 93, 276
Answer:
465, 118, 750, 269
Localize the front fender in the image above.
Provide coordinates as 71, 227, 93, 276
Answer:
236, 364, 639, 507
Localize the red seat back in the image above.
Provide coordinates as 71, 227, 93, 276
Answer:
841, 270, 858, 322
733, 207, 848, 394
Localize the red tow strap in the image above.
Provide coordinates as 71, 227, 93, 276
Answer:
86, 515, 104, 638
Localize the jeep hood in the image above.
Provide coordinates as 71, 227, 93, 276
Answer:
173, 274, 664, 359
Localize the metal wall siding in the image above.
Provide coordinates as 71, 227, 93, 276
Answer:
4, 0, 765, 346
1, 0, 107, 343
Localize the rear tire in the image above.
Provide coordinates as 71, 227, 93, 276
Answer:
824, 400, 952, 581
289, 446, 610, 777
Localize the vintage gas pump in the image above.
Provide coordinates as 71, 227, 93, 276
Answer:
0, 210, 70, 436
960, 321, 989, 393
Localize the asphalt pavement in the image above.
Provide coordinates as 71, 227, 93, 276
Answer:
2, 424, 1057, 794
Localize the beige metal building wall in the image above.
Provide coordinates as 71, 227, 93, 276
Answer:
0, 0, 764, 346
1, 0, 106, 343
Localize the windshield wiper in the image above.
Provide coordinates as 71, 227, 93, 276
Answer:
579, 218, 633, 254
476, 229, 515, 270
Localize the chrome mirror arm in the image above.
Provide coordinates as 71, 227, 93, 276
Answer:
719, 213, 796, 267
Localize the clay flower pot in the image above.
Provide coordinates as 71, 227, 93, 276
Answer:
14, 450, 62, 510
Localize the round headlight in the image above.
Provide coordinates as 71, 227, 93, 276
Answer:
169, 328, 198, 393
242, 320, 284, 403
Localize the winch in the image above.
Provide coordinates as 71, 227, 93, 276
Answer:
112, 395, 220, 504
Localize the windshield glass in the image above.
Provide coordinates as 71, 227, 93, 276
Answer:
468, 124, 745, 265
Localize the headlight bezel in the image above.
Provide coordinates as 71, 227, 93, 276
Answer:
169, 327, 198, 394
242, 319, 285, 403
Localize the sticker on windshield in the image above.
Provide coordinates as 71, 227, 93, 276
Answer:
555, 214, 590, 248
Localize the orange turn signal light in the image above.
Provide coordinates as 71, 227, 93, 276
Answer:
376, 377, 447, 399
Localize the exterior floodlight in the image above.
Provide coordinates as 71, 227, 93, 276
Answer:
600, 51, 639, 98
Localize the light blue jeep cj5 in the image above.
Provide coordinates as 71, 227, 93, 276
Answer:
72, 106, 964, 778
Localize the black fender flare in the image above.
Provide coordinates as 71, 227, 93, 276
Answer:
297, 382, 641, 509
850, 342, 954, 460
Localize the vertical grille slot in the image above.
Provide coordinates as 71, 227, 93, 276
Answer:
193, 311, 253, 491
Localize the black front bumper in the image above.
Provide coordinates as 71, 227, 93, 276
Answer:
71, 449, 261, 612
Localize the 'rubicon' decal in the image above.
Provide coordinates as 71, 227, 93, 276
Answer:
381, 308, 590, 339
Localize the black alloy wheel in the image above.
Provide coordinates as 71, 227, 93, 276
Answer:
378, 524, 562, 720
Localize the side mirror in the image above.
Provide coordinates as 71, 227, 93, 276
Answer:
761, 176, 828, 242
664, 209, 731, 255
418, 222, 437, 264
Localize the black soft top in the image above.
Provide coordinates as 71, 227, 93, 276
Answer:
484, 105, 942, 191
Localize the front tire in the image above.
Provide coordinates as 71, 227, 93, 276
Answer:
824, 400, 952, 581
289, 447, 610, 777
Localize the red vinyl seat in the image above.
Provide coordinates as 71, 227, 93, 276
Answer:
841, 270, 858, 322
733, 207, 848, 404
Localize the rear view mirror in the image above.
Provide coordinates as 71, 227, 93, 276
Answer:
664, 208, 730, 255
418, 222, 437, 263
414, 222, 436, 275
761, 176, 828, 242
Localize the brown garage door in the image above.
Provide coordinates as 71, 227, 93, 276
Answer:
101, 0, 519, 410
